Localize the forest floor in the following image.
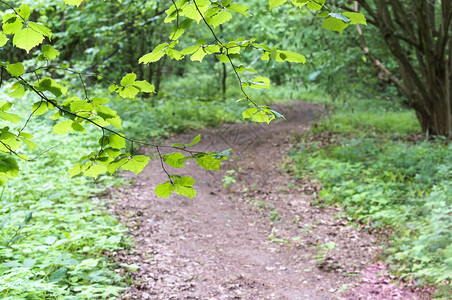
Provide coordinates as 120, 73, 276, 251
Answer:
105, 101, 423, 299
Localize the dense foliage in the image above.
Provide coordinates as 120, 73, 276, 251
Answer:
289, 99, 451, 296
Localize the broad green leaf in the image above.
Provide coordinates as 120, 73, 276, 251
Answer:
18, 4, 31, 20
106, 116, 123, 130
269, 0, 287, 9
53, 120, 74, 135
208, 11, 232, 28
191, 47, 207, 62
175, 186, 197, 199
227, 4, 249, 16
155, 181, 175, 198
120, 73, 136, 86
279, 50, 306, 64
0, 101, 12, 112
0, 33, 8, 47
9, 84, 26, 98
107, 157, 128, 174
28, 22, 52, 38
70, 100, 93, 112
50, 267, 67, 283
343, 12, 367, 25
197, 154, 220, 171
119, 86, 139, 99
243, 107, 259, 119
3, 14, 23, 35
13, 28, 44, 53
84, 164, 107, 178
91, 97, 109, 104
19, 137, 37, 149
322, 16, 348, 33
307, 0, 325, 10
174, 176, 195, 187
32, 101, 54, 115
181, 2, 209, 23
132, 81, 155, 93
6, 62, 24, 77
248, 76, 271, 89
64, 0, 84, 5
216, 54, 229, 63
42, 45, 60, 59
163, 152, 185, 168
0, 112, 20, 123
291, 0, 309, 8
121, 155, 150, 174
109, 134, 126, 149
35, 78, 68, 97
0, 155, 19, 178
139, 43, 168, 64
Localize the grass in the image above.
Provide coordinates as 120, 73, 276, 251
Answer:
288, 96, 451, 297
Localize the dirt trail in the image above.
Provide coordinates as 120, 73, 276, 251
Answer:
107, 101, 422, 299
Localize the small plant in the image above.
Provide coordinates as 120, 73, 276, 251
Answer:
222, 170, 237, 189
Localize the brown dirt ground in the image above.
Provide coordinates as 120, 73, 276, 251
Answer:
106, 101, 425, 299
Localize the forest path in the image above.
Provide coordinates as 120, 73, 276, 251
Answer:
106, 101, 419, 299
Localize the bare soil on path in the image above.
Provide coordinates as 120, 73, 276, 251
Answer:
106, 101, 424, 299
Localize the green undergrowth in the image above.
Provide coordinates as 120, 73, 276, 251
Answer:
0, 83, 255, 298
288, 97, 451, 296
0, 119, 129, 299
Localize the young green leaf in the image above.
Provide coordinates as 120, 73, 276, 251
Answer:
269, 0, 287, 9
13, 28, 44, 53
121, 155, 150, 174
163, 152, 185, 168
155, 181, 176, 198
197, 154, 221, 171
6, 62, 24, 77
109, 134, 126, 149
41, 45, 60, 60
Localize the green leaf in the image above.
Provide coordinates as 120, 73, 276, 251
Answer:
343, 12, 367, 25
32, 101, 54, 115
291, 0, 309, 8
269, 0, 287, 9
18, 4, 31, 20
107, 157, 128, 174
248, 76, 271, 89
163, 152, 185, 168
0, 32, 8, 47
13, 28, 44, 53
53, 120, 74, 135
278, 50, 306, 64
227, 4, 249, 16
208, 11, 232, 28
120, 73, 136, 86
197, 154, 221, 171
174, 176, 195, 187
121, 155, 150, 175
42, 45, 60, 59
49, 267, 67, 283
139, 43, 168, 64
175, 186, 197, 199
3, 14, 23, 35
190, 47, 207, 62
307, 0, 324, 10
0, 155, 19, 178
322, 16, 348, 33
155, 181, 175, 198
28, 22, 52, 38
0, 112, 20, 123
187, 134, 201, 147
109, 134, 126, 149
132, 80, 155, 93
84, 164, 107, 178
35, 78, 68, 97
64, 0, 84, 5
6, 62, 24, 77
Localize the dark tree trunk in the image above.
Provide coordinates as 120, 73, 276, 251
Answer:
356, 0, 452, 138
